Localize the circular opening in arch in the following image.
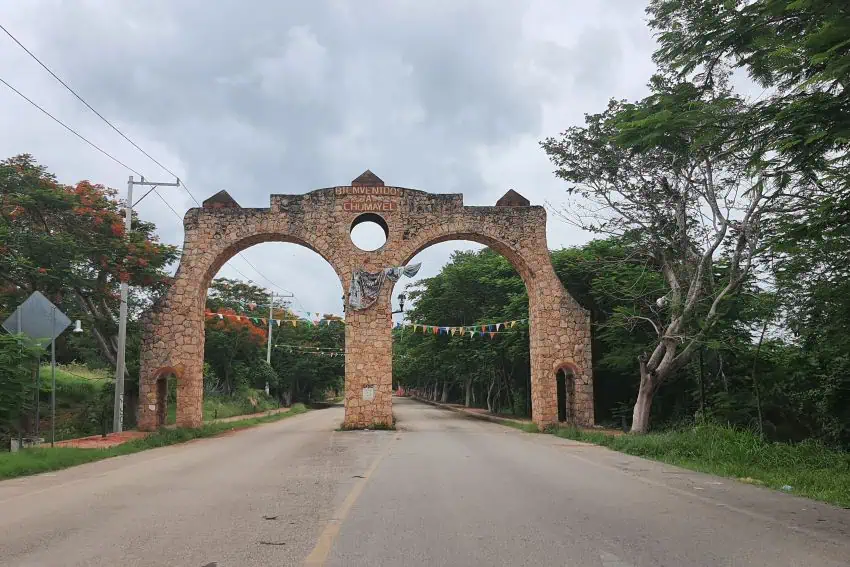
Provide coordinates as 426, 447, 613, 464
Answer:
350, 213, 389, 251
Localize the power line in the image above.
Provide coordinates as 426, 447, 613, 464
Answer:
1, 27, 292, 299
0, 23, 180, 181
0, 76, 143, 176
237, 253, 295, 295
0, 73, 184, 231
175, 179, 203, 207
153, 190, 185, 222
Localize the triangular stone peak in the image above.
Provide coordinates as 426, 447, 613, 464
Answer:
351, 170, 385, 187
202, 190, 241, 209
496, 189, 530, 207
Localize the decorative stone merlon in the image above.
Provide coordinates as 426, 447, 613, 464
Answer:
351, 170, 385, 187
496, 189, 531, 207
202, 190, 241, 209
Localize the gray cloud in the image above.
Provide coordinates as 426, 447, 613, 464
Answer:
0, 0, 655, 317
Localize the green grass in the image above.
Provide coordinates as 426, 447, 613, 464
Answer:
30, 364, 112, 441
552, 423, 850, 508
165, 389, 280, 424
42, 363, 111, 382
0, 404, 308, 480
502, 420, 540, 433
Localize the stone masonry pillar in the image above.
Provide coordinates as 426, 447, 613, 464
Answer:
343, 289, 394, 428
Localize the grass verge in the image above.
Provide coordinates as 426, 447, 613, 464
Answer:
500, 420, 540, 433
166, 389, 281, 424
552, 423, 850, 508
0, 404, 308, 481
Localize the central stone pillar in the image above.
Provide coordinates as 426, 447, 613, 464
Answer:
343, 288, 394, 428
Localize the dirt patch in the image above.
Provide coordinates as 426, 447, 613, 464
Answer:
55, 431, 150, 449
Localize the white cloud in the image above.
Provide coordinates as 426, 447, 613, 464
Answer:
1, 0, 658, 317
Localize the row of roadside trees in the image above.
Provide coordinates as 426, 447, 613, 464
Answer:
397, 0, 850, 445
0, 156, 343, 444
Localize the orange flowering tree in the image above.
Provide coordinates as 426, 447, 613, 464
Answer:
204, 307, 269, 394
0, 154, 179, 371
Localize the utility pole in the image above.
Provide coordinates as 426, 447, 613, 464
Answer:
113, 175, 180, 433
265, 291, 292, 395
265, 291, 274, 395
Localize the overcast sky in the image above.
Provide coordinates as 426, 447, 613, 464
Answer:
0, 0, 658, 320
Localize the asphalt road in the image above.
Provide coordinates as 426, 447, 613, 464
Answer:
1, 398, 848, 566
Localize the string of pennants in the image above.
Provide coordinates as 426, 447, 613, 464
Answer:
273, 344, 345, 357
240, 300, 345, 320
204, 310, 344, 327
394, 319, 528, 339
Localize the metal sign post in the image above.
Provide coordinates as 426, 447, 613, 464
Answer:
2, 291, 78, 446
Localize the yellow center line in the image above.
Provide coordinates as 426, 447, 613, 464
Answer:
303, 434, 397, 566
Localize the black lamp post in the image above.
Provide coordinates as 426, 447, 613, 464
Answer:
392, 292, 406, 314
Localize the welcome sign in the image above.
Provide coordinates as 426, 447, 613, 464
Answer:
336, 186, 400, 213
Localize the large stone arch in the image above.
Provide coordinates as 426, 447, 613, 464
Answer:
139, 172, 593, 431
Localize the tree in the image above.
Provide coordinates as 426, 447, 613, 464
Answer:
648, 0, 850, 187
0, 334, 42, 443
542, 76, 771, 432
204, 308, 267, 394
0, 155, 179, 372
648, 0, 850, 445
206, 278, 271, 313
269, 320, 344, 404
393, 248, 531, 416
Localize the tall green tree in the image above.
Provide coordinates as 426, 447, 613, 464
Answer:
648, 0, 850, 445
206, 278, 271, 313
648, 0, 850, 186
0, 334, 43, 443
269, 320, 344, 405
394, 249, 531, 416
542, 76, 770, 432
0, 154, 179, 372
204, 308, 268, 395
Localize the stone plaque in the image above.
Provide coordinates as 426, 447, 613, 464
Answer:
362, 385, 376, 401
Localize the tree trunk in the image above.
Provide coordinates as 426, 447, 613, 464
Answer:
631, 358, 657, 434
697, 348, 706, 422
750, 318, 769, 439
486, 372, 496, 413
464, 377, 472, 407
441, 382, 450, 403
504, 373, 514, 414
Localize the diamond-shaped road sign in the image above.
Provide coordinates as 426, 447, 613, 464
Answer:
2, 291, 72, 347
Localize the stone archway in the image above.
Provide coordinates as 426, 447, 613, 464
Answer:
138, 171, 593, 431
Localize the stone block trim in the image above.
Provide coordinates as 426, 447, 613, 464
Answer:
138, 173, 594, 431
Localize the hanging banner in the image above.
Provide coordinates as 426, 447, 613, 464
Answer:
348, 263, 421, 311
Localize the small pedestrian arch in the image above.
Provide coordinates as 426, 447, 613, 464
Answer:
148, 366, 182, 427
554, 361, 582, 424
138, 172, 593, 431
